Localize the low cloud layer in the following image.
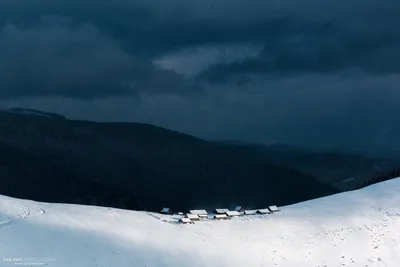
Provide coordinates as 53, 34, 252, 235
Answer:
0, 18, 191, 98
0, 0, 399, 152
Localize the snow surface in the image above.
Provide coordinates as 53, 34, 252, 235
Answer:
1, 179, 400, 267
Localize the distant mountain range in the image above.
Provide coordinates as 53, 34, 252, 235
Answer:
0, 108, 342, 212
214, 141, 400, 190
0, 108, 396, 212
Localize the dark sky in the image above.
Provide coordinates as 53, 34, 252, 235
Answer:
0, 0, 399, 152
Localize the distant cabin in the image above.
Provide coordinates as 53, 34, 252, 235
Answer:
214, 214, 229, 220
226, 211, 240, 217
214, 209, 229, 214
160, 208, 173, 215
186, 214, 200, 221
189, 210, 208, 218
234, 206, 245, 212
244, 210, 257, 215
256, 209, 270, 215
180, 218, 193, 224
269, 205, 280, 212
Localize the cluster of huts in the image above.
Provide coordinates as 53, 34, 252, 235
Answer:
160, 205, 280, 224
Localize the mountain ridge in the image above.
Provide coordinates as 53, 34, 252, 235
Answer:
0, 108, 338, 212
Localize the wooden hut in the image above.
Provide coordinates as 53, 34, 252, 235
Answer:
244, 210, 257, 215
186, 214, 200, 221
256, 209, 270, 215
226, 211, 240, 217
269, 205, 280, 212
214, 214, 229, 220
160, 208, 173, 215
214, 209, 229, 214
189, 210, 208, 218
180, 218, 193, 224
234, 206, 245, 212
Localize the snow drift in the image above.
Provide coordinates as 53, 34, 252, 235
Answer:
1, 178, 400, 267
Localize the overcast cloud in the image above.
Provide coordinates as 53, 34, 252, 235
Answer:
0, 0, 399, 152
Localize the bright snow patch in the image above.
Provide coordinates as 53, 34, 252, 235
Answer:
1, 179, 400, 267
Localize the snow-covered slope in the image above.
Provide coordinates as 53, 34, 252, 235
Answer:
1, 179, 400, 267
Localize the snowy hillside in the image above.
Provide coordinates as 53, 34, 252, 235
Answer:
1, 179, 400, 267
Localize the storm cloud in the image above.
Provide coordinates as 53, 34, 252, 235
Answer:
0, 17, 191, 98
0, 0, 399, 152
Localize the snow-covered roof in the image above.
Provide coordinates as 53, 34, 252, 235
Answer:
179, 218, 192, 223
214, 209, 229, 214
186, 214, 200, 220
214, 214, 228, 219
226, 211, 240, 217
244, 210, 257, 215
189, 210, 208, 215
257, 209, 270, 214
160, 208, 170, 213
269, 205, 280, 212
